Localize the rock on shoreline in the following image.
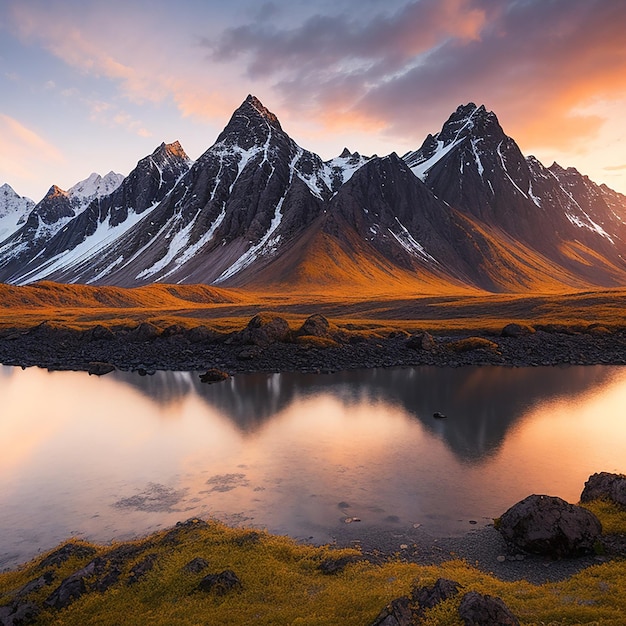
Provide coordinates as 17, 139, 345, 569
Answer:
1, 315, 626, 374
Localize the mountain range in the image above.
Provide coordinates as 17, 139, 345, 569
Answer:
1, 95, 625, 293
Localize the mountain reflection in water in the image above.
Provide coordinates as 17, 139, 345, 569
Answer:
1, 364, 625, 571
116, 365, 615, 461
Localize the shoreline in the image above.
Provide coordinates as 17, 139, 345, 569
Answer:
1, 322, 626, 374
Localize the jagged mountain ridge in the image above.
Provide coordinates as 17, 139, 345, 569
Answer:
0, 183, 35, 242
1, 143, 190, 284
403, 104, 626, 284
1, 96, 625, 292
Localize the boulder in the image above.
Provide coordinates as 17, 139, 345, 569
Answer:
238, 313, 291, 346
237, 346, 263, 360
297, 314, 331, 338
458, 591, 519, 625
369, 596, 413, 626
126, 554, 157, 585
87, 361, 115, 376
501, 323, 534, 338
182, 557, 209, 574
45, 562, 96, 610
496, 494, 602, 558
186, 325, 218, 343
83, 324, 115, 341
127, 322, 159, 343
199, 369, 230, 384
197, 570, 242, 595
318, 555, 361, 575
406, 332, 435, 351
413, 578, 461, 612
160, 324, 187, 338
38, 543, 97, 569
580, 472, 626, 507
0, 600, 40, 625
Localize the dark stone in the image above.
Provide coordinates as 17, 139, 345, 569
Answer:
501, 323, 534, 338
237, 346, 262, 360
95, 566, 122, 593
0, 600, 40, 625
433, 412, 447, 419
238, 314, 291, 346
87, 361, 115, 376
369, 596, 413, 626
297, 314, 330, 338
15, 571, 56, 598
196, 570, 242, 595
186, 325, 217, 343
44, 562, 96, 610
318, 555, 361, 575
83, 324, 115, 341
161, 324, 187, 338
497, 494, 602, 557
406, 332, 435, 351
126, 554, 157, 585
38, 543, 97, 569
580, 472, 626, 507
162, 518, 209, 545
413, 578, 461, 612
127, 322, 159, 343
233, 531, 261, 547
199, 368, 230, 383
458, 591, 520, 625
182, 557, 209, 574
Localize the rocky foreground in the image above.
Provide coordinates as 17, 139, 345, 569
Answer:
0, 313, 625, 375
1, 472, 626, 625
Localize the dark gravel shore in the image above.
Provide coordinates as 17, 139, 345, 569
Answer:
331, 522, 608, 584
1, 321, 626, 374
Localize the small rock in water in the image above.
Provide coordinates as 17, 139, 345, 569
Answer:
497, 555, 506, 563
433, 411, 447, 419
199, 369, 230, 384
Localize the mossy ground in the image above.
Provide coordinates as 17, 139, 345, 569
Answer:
1, 504, 626, 625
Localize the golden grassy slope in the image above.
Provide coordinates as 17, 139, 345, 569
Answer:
2, 281, 626, 334
1, 503, 625, 625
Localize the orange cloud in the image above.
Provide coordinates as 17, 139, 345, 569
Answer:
0, 114, 64, 183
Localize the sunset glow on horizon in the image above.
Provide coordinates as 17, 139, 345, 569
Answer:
1, 0, 625, 202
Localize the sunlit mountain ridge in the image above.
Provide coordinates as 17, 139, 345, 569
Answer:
1, 96, 625, 293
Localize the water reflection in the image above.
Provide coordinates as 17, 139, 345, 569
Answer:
117, 365, 615, 461
1, 364, 625, 571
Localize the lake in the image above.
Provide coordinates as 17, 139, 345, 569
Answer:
1, 364, 625, 570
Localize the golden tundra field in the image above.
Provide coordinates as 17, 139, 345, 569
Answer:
1, 281, 626, 333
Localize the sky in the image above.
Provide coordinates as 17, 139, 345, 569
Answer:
1, 0, 625, 202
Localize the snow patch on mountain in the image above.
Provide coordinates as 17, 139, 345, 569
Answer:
389, 217, 439, 265
68, 171, 124, 203
0, 183, 35, 241
323, 150, 372, 190
406, 138, 463, 180
215, 197, 285, 283
18, 203, 161, 284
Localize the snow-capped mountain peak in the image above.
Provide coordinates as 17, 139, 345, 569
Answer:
0, 183, 35, 243
323, 149, 373, 191
403, 103, 505, 181
68, 171, 125, 203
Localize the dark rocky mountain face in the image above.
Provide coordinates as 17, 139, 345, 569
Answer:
0, 142, 193, 284
35, 95, 329, 286
1, 96, 626, 291
0, 185, 76, 282
402, 103, 626, 286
